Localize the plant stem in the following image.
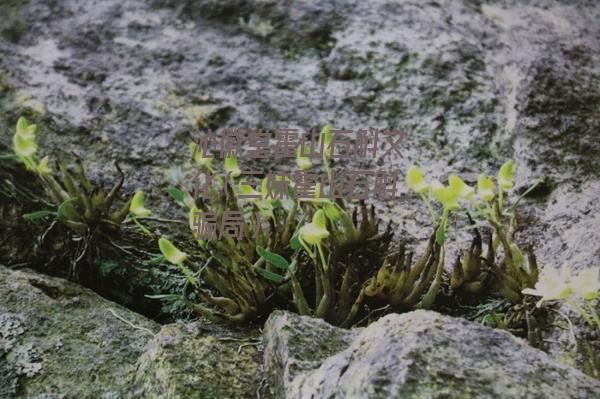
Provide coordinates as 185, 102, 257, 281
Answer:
420, 193, 438, 224
132, 216, 153, 236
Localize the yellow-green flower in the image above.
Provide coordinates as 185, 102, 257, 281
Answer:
299, 209, 330, 245
37, 155, 51, 175
239, 181, 262, 199
224, 154, 241, 177
497, 160, 515, 190
188, 142, 213, 169
522, 265, 572, 307
129, 190, 151, 217
477, 174, 495, 202
431, 179, 459, 210
158, 237, 188, 265
13, 117, 37, 158
406, 165, 429, 194
570, 268, 600, 300
296, 145, 312, 170
448, 175, 474, 199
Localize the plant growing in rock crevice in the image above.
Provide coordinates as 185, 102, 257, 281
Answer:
160, 127, 447, 326
5, 116, 151, 280
444, 161, 540, 304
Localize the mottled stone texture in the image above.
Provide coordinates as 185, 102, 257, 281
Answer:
0, 265, 158, 398
134, 321, 263, 398
264, 310, 600, 399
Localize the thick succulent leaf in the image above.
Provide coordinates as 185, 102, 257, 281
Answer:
256, 246, 289, 270
166, 187, 185, 203
254, 266, 285, 283
23, 210, 57, 220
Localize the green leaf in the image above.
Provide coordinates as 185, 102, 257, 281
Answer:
290, 230, 302, 250
57, 198, 80, 221
256, 246, 289, 270
254, 266, 285, 283
166, 187, 185, 203
23, 210, 57, 221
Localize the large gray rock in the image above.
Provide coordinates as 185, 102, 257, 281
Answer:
262, 310, 359, 398
1, 0, 598, 282
263, 310, 600, 399
0, 265, 159, 398
134, 321, 263, 398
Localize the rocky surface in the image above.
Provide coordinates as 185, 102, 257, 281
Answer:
0, 265, 159, 398
262, 310, 359, 398
0, 265, 264, 399
1, 0, 599, 396
263, 310, 600, 398
134, 321, 263, 398
0, 0, 598, 266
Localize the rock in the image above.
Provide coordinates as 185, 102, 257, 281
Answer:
262, 310, 359, 398
134, 321, 263, 398
0, 265, 159, 398
263, 310, 600, 398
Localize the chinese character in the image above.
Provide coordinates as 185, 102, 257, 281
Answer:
192, 170, 213, 200
354, 128, 378, 158
292, 171, 320, 200
298, 127, 325, 159
219, 128, 244, 157
381, 129, 407, 159
347, 170, 373, 200
192, 210, 218, 240
373, 171, 399, 200
324, 169, 350, 199
247, 129, 271, 159
274, 128, 299, 159
220, 211, 245, 239
330, 129, 353, 160
192, 129, 215, 160
264, 172, 291, 200
238, 170, 262, 200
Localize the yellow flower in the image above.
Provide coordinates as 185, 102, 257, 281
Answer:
13, 117, 38, 158
522, 265, 572, 306
497, 160, 515, 190
477, 174, 495, 202
295, 145, 312, 170
129, 190, 151, 217
239, 181, 262, 199
188, 142, 213, 169
224, 155, 241, 178
448, 174, 474, 199
158, 237, 188, 265
37, 155, 51, 175
299, 209, 330, 245
570, 268, 600, 300
406, 165, 429, 194
431, 179, 459, 210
